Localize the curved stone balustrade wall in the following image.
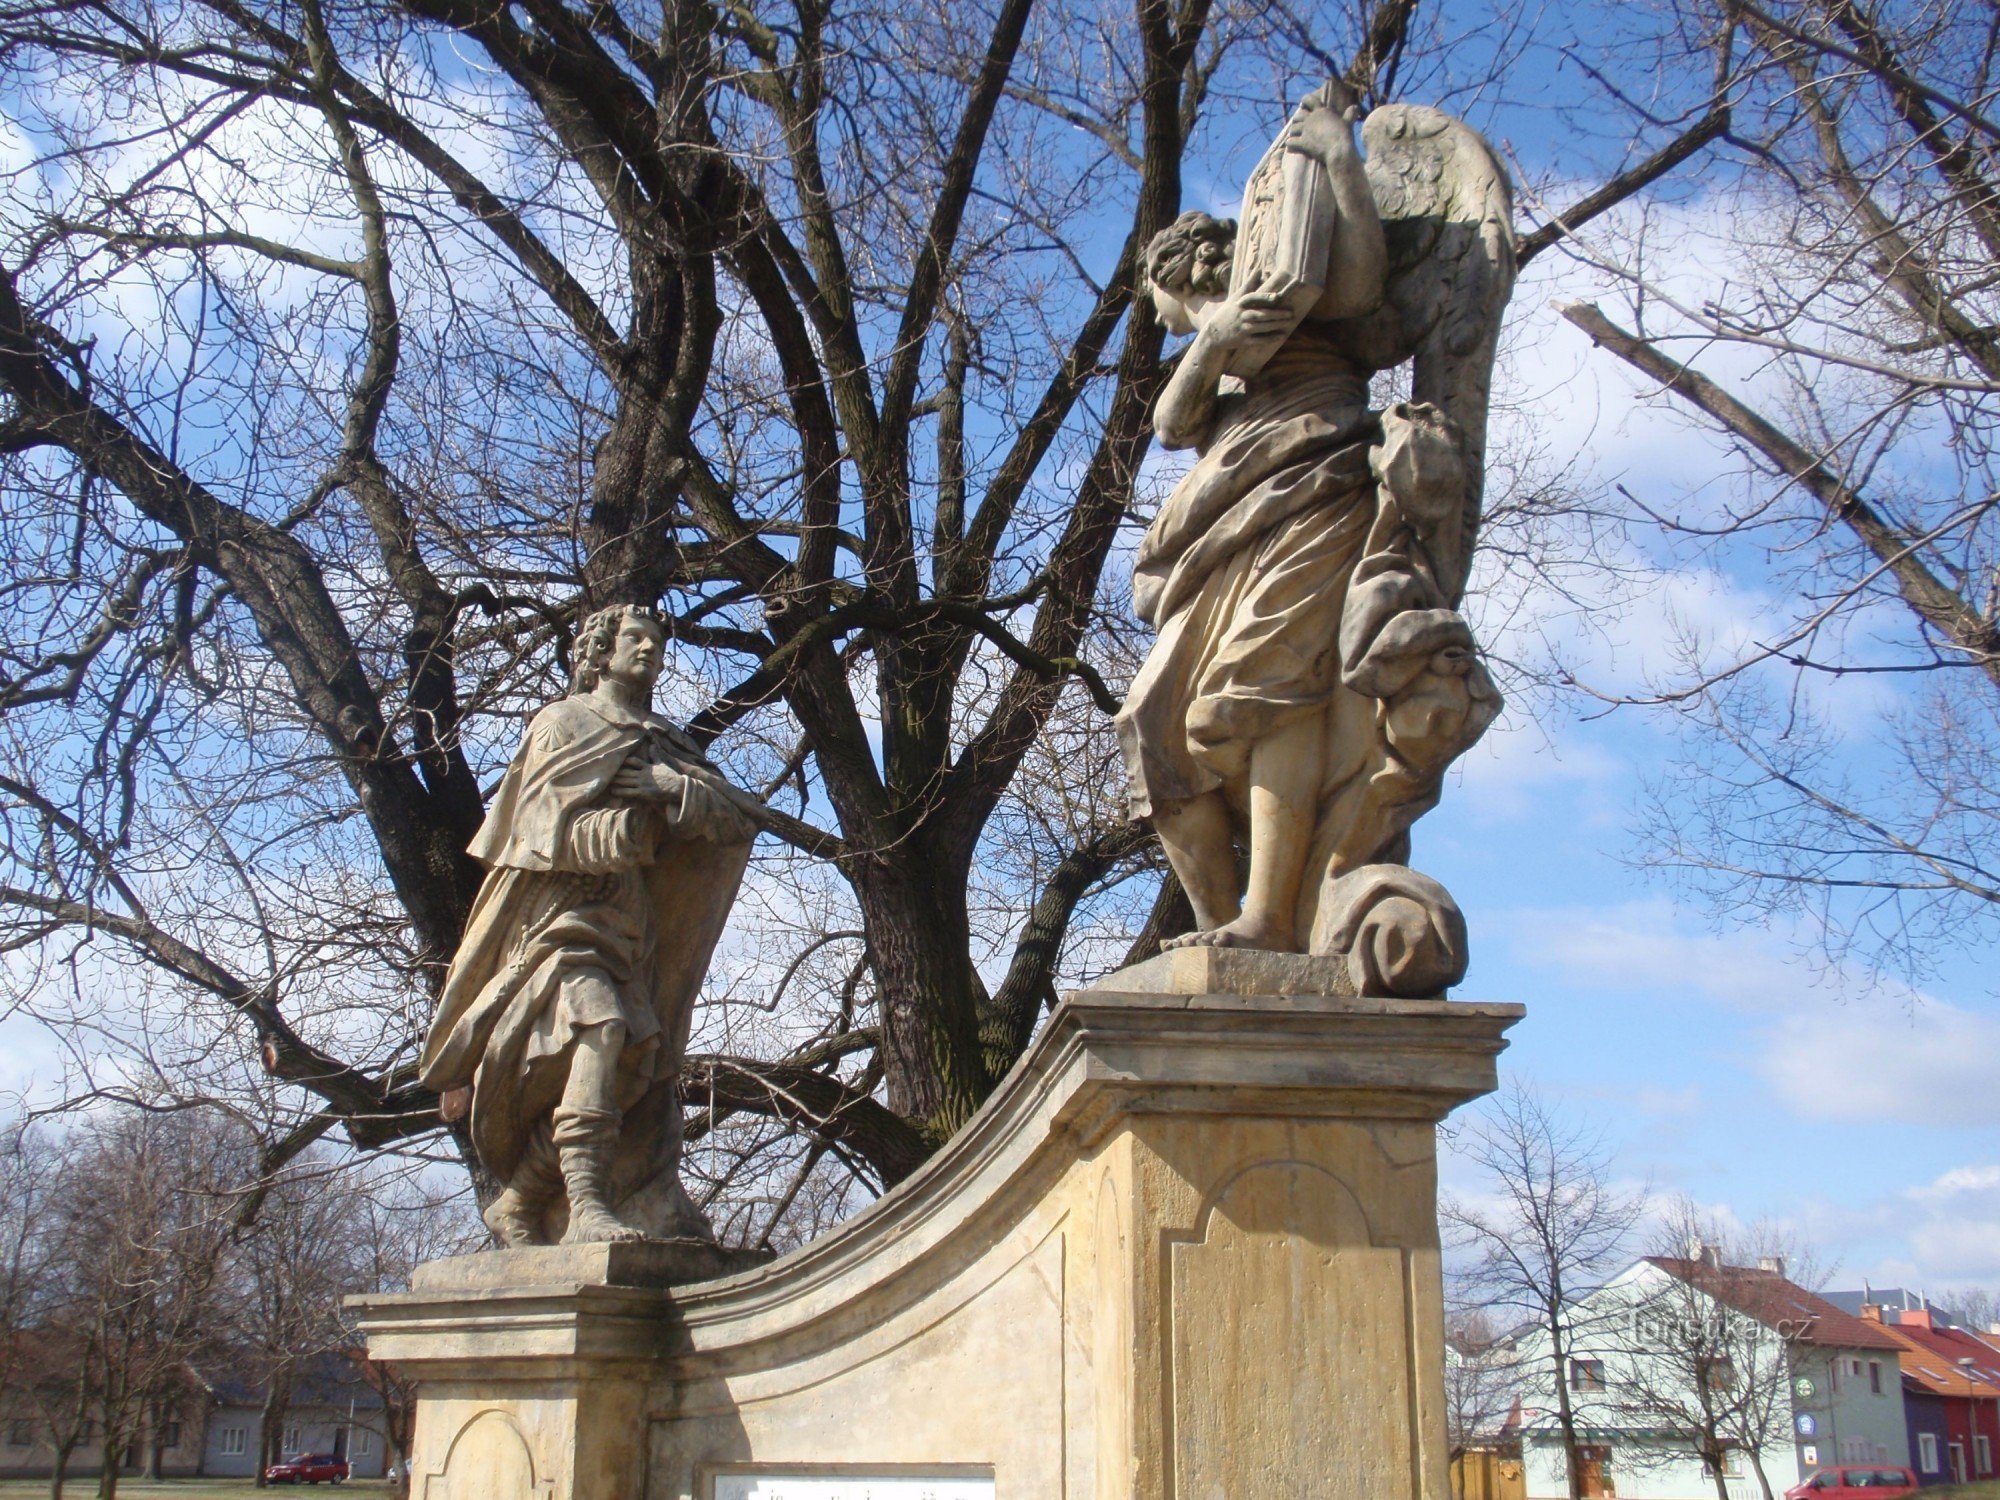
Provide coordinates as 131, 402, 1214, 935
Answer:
358, 948, 1521, 1500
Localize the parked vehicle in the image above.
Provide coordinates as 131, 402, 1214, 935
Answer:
1785, 1468, 1918, 1497
264, 1451, 350, 1485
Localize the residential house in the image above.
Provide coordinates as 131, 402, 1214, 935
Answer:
0, 1331, 205, 1481
1856, 1305, 2000, 1487
1512, 1254, 1908, 1499
0, 1345, 388, 1481
1824, 1287, 1949, 1323
193, 1351, 390, 1480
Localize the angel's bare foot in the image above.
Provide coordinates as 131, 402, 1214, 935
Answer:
560, 1201, 646, 1245
1163, 914, 1299, 953
483, 1186, 548, 1248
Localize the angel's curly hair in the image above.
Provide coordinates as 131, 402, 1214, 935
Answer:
570, 603, 667, 693
1145, 211, 1236, 299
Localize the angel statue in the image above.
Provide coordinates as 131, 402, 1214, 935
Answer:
421, 604, 759, 1246
1116, 79, 1515, 996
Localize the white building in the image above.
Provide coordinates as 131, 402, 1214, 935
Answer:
1510, 1255, 1909, 1499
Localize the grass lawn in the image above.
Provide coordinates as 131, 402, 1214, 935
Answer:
1934, 1485, 2000, 1499
0, 1485, 394, 1498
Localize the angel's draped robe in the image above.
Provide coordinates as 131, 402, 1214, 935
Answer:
419, 694, 751, 1237
1116, 322, 1496, 942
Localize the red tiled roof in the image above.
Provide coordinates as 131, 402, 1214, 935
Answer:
1645, 1258, 1905, 1351
1867, 1315, 2000, 1400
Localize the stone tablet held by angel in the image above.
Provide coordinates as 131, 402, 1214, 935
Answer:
1117, 80, 1516, 996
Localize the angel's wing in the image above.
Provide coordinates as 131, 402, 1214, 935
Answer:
1360, 104, 1517, 602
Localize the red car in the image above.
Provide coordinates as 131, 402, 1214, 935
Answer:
263, 1452, 350, 1485
1785, 1467, 1918, 1497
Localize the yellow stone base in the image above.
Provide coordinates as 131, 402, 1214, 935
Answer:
358, 951, 1521, 1499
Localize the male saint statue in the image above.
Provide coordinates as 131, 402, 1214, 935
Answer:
421, 604, 757, 1246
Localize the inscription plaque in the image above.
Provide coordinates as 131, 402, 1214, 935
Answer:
711, 1475, 995, 1500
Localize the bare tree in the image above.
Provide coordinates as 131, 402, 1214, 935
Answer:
0, 0, 1418, 1207
1606, 1200, 1819, 1500
222, 1152, 374, 1488
1442, 1086, 1646, 1500
343, 1167, 485, 1495
23, 1107, 242, 1500
0, 1120, 61, 1408
1945, 1285, 2000, 1334
0, 0, 1731, 1231
1444, 1307, 1518, 1467
1547, 0, 2000, 984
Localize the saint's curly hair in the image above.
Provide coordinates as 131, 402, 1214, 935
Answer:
1144, 210, 1236, 298
570, 603, 667, 693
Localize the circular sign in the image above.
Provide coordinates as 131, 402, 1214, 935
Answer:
1797, 1414, 1819, 1438
1795, 1377, 1817, 1400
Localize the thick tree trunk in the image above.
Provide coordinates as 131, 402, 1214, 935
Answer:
49, 1439, 77, 1500
142, 1403, 162, 1480
93, 1433, 120, 1499
853, 850, 987, 1138
257, 1386, 290, 1488
1707, 1446, 1732, 1500
1551, 1356, 1585, 1500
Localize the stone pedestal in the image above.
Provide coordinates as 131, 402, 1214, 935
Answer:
356, 952, 1520, 1499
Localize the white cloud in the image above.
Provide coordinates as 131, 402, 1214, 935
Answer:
1504, 900, 2000, 1130
1448, 717, 1626, 824
1761, 1001, 2000, 1130
1508, 897, 1812, 1010
1909, 1165, 2000, 1202
1849, 1163, 2000, 1287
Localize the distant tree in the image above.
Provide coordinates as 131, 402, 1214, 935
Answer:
1608, 1200, 1817, 1500
1443, 1307, 1517, 1466
29, 1107, 242, 1500
1442, 1086, 1646, 1500
0, 1120, 61, 1408
1946, 1286, 2000, 1334
225, 1152, 372, 1488
343, 1169, 485, 1497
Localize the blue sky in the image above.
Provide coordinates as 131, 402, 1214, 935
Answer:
1412, 263, 2000, 1295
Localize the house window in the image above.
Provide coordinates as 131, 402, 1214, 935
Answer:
1919, 1433, 1940, 1473
220, 1427, 247, 1456
1568, 1358, 1607, 1392
1868, 1359, 1883, 1394
161, 1421, 181, 1449
1978, 1434, 1993, 1475
1951, 1442, 1969, 1483
1851, 1358, 1864, 1375
284, 1426, 302, 1452
7, 1420, 31, 1447
355, 1430, 374, 1456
